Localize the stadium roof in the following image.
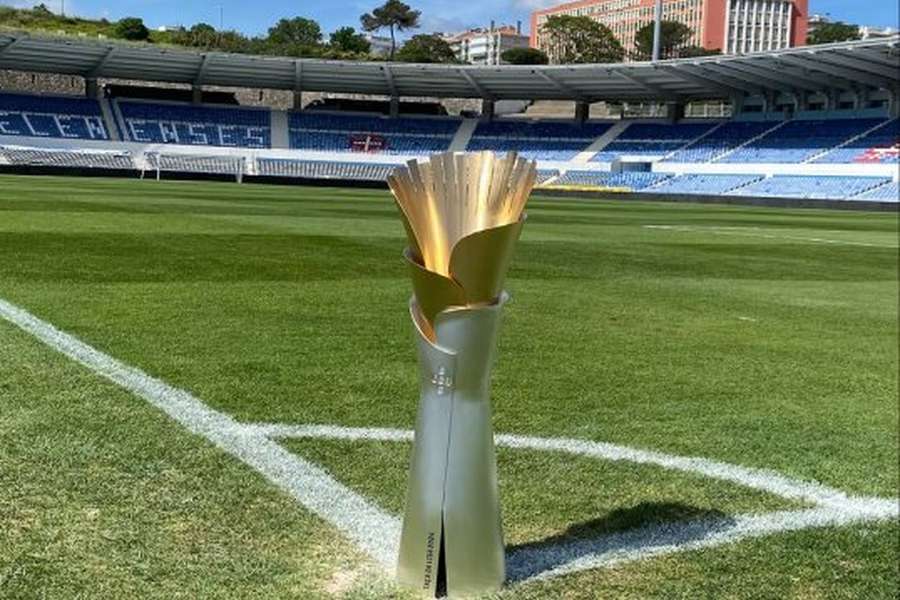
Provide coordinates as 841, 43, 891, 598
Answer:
0, 32, 898, 102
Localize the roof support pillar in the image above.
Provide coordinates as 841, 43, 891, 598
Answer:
293, 60, 304, 110
574, 100, 589, 124
389, 96, 400, 118
85, 77, 99, 99
856, 87, 869, 111
481, 98, 495, 122
763, 91, 776, 115
666, 101, 685, 123
731, 94, 745, 115
192, 85, 202, 105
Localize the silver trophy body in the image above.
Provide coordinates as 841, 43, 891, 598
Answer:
397, 297, 507, 596
387, 152, 536, 597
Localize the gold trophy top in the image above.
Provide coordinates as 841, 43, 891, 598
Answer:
388, 151, 536, 333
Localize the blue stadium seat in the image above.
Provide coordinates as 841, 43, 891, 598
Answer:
467, 119, 612, 161
288, 112, 458, 155
591, 122, 718, 162
721, 119, 886, 164
664, 122, 777, 163
649, 174, 763, 194
0, 92, 109, 140
854, 181, 899, 201
554, 171, 670, 189
118, 101, 271, 148
726, 175, 891, 200
813, 119, 899, 164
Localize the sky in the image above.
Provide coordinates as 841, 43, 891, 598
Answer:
10, 0, 899, 39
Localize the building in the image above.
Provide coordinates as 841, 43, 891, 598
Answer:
531, 0, 808, 61
445, 23, 530, 65
363, 34, 393, 58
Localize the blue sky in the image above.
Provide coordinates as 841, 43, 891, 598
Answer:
11, 0, 899, 38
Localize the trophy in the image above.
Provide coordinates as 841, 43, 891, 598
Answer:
388, 151, 536, 597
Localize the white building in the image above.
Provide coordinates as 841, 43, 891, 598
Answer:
445, 24, 530, 65
363, 34, 393, 58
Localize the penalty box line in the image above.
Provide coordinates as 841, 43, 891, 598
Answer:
1, 296, 897, 585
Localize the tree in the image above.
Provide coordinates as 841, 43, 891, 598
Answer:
184, 23, 217, 48
360, 0, 420, 60
677, 45, 720, 58
115, 17, 149, 41
540, 15, 624, 64
330, 26, 371, 54
267, 17, 322, 47
501, 47, 549, 65
395, 34, 456, 63
634, 20, 693, 60
31, 4, 54, 17
808, 21, 861, 45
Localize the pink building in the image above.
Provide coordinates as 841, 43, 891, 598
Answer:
531, 0, 808, 60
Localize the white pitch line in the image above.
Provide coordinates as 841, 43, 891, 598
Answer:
2, 297, 897, 587
251, 423, 898, 517
643, 224, 894, 248
507, 506, 872, 583
251, 422, 899, 583
0, 298, 400, 570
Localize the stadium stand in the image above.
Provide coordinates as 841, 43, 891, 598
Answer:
813, 118, 899, 164
553, 170, 671, 189
257, 158, 396, 181
591, 122, 718, 162
727, 175, 891, 200
0, 92, 109, 140
0, 145, 132, 169
0, 89, 896, 205
721, 118, 889, 164
467, 120, 612, 161
536, 169, 560, 184
288, 112, 457, 155
648, 174, 764, 195
664, 121, 777, 163
854, 181, 899, 201
118, 101, 271, 148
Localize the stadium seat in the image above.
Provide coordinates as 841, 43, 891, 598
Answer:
813, 119, 899, 164
591, 122, 718, 162
0, 92, 109, 140
664, 122, 777, 163
467, 119, 612, 161
853, 181, 899, 201
118, 101, 271, 148
648, 174, 763, 194
726, 175, 891, 200
722, 119, 887, 164
288, 112, 458, 155
553, 171, 670, 189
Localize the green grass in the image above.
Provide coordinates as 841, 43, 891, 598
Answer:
0, 174, 897, 598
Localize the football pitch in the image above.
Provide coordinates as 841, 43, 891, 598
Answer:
1, 173, 897, 599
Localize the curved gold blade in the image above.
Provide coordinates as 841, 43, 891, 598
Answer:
449, 217, 526, 306
404, 248, 466, 328
387, 152, 536, 279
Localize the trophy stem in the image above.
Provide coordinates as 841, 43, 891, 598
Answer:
397, 297, 507, 598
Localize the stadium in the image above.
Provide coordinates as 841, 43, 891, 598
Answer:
0, 15, 898, 600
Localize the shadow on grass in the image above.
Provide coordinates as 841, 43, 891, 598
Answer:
505, 502, 734, 583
